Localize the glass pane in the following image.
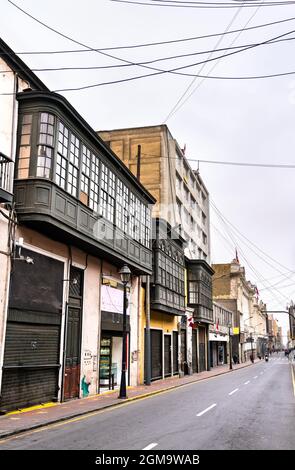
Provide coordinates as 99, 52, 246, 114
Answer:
18, 169, 29, 178
19, 146, 30, 158
22, 124, 31, 134
21, 135, 30, 145
18, 158, 29, 169
23, 114, 32, 124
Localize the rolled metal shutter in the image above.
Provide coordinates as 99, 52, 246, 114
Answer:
151, 330, 162, 381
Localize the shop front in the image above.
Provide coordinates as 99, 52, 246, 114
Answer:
99, 282, 130, 391
209, 331, 228, 368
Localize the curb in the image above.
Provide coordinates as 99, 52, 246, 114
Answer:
0, 360, 257, 441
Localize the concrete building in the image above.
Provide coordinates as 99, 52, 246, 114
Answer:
212, 259, 262, 363
209, 302, 233, 368
98, 125, 214, 377
98, 125, 210, 262
0, 39, 155, 412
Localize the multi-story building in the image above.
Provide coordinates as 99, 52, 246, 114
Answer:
209, 302, 233, 368
0, 39, 155, 412
98, 125, 214, 376
139, 218, 186, 382
250, 300, 268, 357
212, 259, 260, 363
98, 125, 210, 262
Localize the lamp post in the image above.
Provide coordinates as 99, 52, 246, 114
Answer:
228, 323, 233, 370
118, 264, 131, 399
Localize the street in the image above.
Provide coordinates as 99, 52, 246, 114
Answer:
1, 354, 294, 450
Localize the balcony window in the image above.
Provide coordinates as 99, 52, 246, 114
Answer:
17, 114, 33, 179
100, 163, 115, 223
37, 113, 55, 178
16, 111, 151, 248
80, 145, 91, 205
89, 153, 100, 213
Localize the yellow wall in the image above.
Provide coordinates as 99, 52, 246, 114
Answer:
139, 285, 179, 384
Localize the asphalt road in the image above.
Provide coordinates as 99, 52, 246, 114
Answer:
1, 353, 294, 450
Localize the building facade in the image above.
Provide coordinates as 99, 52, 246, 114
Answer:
0, 40, 155, 412
212, 259, 266, 363
98, 125, 213, 378
209, 302, 233, 368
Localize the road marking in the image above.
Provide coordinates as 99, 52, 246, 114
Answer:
196, 403, 217, 417
229, 388, 239, 396
244, 381, 250, 385
143, 443, 158, 450
253, 376, 258, 379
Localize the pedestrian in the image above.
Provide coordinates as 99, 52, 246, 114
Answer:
250, 354, 254, 364
233, 354, 238, 365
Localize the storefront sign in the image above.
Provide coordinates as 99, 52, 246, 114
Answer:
101, 285, 130, 315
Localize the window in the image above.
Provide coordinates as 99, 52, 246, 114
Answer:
89, 154, 100, 213
145, 206, 151, 248
129, 192, 136, 237
188, 281, 199, 304
81, 145, 91, 205
67, 133, 80, 197
56, 122, 69, 189
17, 114, 32, 178
36, 113, 55, 178
100, 163, 115, 223
202, 211, 207, 225
116, 179, 129, 233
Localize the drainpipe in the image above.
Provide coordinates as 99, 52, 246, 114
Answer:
145, 275, 151, 385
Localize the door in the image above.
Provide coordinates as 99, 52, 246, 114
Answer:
151, 330, 162, 380
0, 249, 63, 412
173, 331, 178, 375
181, 330, 188, 375
198, 327, 206, 372
164, 335, 172, 377
63, 267, 83, 400
192, 329, 197, 373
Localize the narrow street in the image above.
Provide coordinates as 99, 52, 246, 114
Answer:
1, 354, 294, 450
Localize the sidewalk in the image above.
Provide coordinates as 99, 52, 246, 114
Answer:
0, 359, 259, 440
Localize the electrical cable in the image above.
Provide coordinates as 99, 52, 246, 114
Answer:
2, 35, 295, 74
3, 15, 294, 55
6, 1, 295, 95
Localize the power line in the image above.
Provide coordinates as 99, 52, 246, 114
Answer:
164, 0, 246, 122
6, 1, 295, 94
141, 153, 295, 169
2, 36, 295, 74
210, 200, 295, 274
111, 0, 295, 9
165, 0, 264, 121
211, 204, 289, 306
148, 0, 295, 5
4, 15, 295, 55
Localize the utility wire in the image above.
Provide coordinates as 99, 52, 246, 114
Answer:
210, 200, 295, 274
212, 206, 288, 306
2, 36, 295, 74
6, 1, 295, 94
164, 0, 246, 122
3, 15, 294, 55
140, 153, 295, 169
111, 0, 295, 9
165, 0, 263, 121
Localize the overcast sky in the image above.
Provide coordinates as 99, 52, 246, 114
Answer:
1, 0, 294, 342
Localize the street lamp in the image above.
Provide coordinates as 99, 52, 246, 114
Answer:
118, 264, 131, 399
228, 323, 233, 370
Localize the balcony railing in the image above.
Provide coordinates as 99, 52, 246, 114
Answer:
0, 153, 13, 203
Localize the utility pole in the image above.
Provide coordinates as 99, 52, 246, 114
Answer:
228, 324, 233, 370
136, 145, 141, 181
